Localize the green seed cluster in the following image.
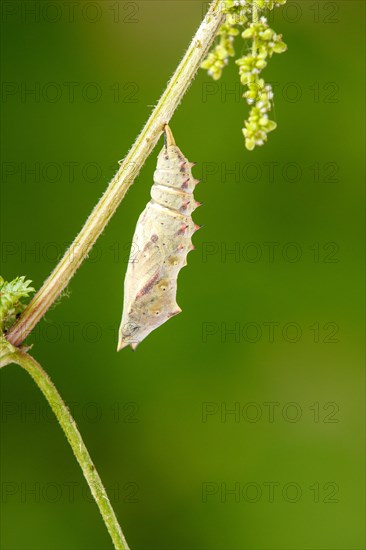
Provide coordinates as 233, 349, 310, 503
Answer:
201, 0, 287, 150
201, 0, 249, 81
200, 22, 239, 81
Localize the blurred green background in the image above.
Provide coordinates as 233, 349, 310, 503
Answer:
1, 1, 364, 549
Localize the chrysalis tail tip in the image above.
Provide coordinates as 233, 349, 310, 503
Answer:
164, 125, 176, 147
117, 337, 131, 352
117, 339, 139, 352
117, 340, 126, 352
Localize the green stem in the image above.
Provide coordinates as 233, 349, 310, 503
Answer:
6, 0, 225, 348
252, 2, 259, 56
6, 347, 130, 550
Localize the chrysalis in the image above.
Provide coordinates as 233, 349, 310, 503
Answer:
118, 126, 201, 350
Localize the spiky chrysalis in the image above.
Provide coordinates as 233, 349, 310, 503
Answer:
118, 126, 201, 350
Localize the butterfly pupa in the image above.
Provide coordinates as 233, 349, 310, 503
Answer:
118, 125, 201, 351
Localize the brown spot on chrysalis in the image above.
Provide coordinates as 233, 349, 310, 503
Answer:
177, 223, 188, 235
136, 270, 159, 298
158, 279, 169, 292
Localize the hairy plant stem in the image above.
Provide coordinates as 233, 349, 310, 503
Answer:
6, 0, 225, 348
2, 347, 130, 549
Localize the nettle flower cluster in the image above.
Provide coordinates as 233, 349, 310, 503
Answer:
201, 0, 287, 150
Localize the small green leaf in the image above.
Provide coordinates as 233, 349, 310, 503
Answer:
0, 276, 35, 332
